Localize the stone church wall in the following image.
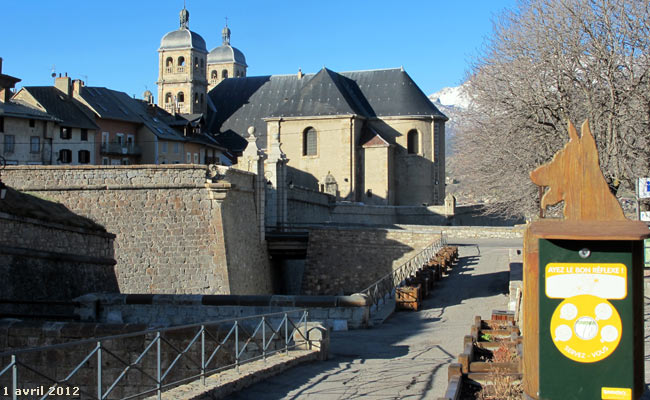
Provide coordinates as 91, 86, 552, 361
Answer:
2, 165, 272, 295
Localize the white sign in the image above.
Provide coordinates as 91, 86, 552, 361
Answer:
639, 178, 650, 199
641, 211, 650, 222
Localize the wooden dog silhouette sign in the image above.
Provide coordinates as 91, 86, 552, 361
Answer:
530, 120, 626, 221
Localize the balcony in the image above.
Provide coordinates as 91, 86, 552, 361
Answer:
177, 66, 185, 73
100, 141, 142, 156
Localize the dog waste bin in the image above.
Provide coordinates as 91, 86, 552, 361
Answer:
534, 221, 649, 400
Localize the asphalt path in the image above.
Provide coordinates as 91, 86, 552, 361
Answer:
230, 238, 520, 399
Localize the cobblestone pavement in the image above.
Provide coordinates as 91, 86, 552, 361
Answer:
230, 238, 521, 399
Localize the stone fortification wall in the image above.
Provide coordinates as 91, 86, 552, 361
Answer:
301, 227, 440, 295
2, 165, 272, 295
287, 186, 333, 225
0, 188, 117, 303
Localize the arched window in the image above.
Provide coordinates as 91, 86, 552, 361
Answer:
407, 129, 419, 154
165, 57, 173, 67
221, 69, 228, 79
194, 57, 199, 68
177, 91, 185, 103
303, 127, 317, 156
165, 92, 172, 103
178, 56, 185, 66
200, 93, 204, 104
194, 92, 198, 104
211, 70, 218, 79
200, 59, 204, 69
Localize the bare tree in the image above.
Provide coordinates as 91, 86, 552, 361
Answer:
454, 0, 650, 218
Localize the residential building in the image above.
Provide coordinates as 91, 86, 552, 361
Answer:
14, 76, 98, 166
0, 58, 59, 165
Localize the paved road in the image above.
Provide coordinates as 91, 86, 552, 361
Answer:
231, 238, 521, 399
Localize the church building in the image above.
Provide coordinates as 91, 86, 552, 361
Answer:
156, 7, 448, 206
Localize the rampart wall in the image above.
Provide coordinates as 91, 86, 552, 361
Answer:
2, 165, 272, 295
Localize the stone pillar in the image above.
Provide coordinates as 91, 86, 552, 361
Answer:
235, 126, 267, 242
265, 124, 289, 230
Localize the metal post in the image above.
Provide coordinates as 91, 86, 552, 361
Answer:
304, 311, 310, 350
235, 321, 239, 373
262, 317, 266, 361
11, 355, 17, 400
636, 178, 641, 221
284, 314, 289, 355
97, 342, 102, 400
156, 332, 161, 400
201, 326, 205, 386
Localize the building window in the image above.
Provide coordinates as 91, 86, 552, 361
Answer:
193, 153, 199, 164
60, 127, 71, 140
121, 158, 130, 165
30, 136, 40, 153
127, 135, 134, 149
0, 117, 4, 132
186, 152, 191, 163
211, 70, 218, 80
116, 133, 124, 145
200, 93, 204, 105
194, 92, 198, 104
59, 149, 72, 163
102, 131, 109, 145
303, 127, 317, 156
221, 69, 228, 79
194, 57, 199, 68
165, 92, 172, 103
78, 150, 90, 164
102, 157, 109, 165
162, 142, 167, 153
407, 129, 419, 154
177, 92, 185, 103
174, 143, 179, 153
80, 128, 88, 141
200, 59, 204, 69
29, 119, 35, 128
4, 135, 15, 153
166, 57, 173, 67
178, 56, 185, 66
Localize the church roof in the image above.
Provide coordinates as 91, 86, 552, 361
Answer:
207, 67, 446, 150
159, 8, 207, 53
208, 45, 247, 66
160, 29, 207, 52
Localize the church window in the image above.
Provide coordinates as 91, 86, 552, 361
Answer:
194, 57, 199, 68
303, 127, 317, 156
407, 129, 419, 154
200, 93, 204, 105
194, 93, 198, 104
177, 91, 185, 103
200, 59, 204, 69
222, 69, 228, 79
178, 56, 185, 66
211, 70, 218, 79
165, 92, 172, 103
166, 57, 173, 67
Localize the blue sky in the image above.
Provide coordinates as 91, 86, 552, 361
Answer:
2, 1, 515, 100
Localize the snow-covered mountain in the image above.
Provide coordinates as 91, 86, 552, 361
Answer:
428, 82, 470, 156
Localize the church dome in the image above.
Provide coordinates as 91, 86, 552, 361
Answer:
208, 45, 247, 66
207, 24, 247, 66
159, 7, 207, 52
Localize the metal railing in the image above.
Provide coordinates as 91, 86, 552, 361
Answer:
359, 234, 447, 313
100, 142, 142, 156
0, 310, 309, 400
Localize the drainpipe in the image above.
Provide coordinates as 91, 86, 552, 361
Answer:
154, 135, 159, 164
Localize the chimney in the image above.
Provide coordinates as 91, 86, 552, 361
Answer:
297, 68, 303, 79
0, 88, 11, 103
72, 79, 84, 96
55, 75, 72, 97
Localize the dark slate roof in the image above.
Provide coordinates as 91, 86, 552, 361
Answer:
0, 99, 59, 121
207, 67, 446, 151
22, 87, 99, 130
77, 87, 143, 123
0, 73, 20, 89
208, 44, 247, 66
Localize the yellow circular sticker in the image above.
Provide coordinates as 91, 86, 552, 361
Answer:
550, 294, 622, 363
